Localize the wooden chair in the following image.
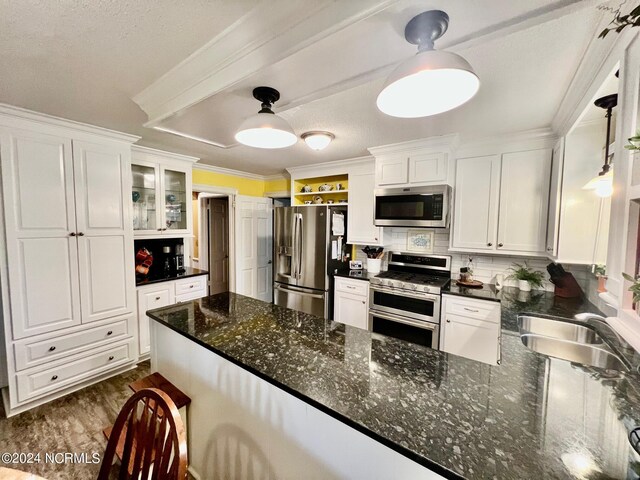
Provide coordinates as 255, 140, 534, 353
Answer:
98, 388, 188, 480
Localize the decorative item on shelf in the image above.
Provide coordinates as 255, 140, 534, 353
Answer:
301, 184, 312, 193
301, 131, 334, 151
336, 183, 344, 191
508, 262, 545, 292
593, 264, 607, 293
377, 9, 479, 118
583, 93, 617, 198
135, 248, 153, 276
166, 193, 177, 203
406, 229, 434, 253
132, 191, 140, 202
318, 184, 333, 192
622, 272, 640, 311
326, 200, 334, 204
338, 199, 348, 204
456, 262, 483, 288
235, 86, 297, 149
313, 195, 323, 204
304, 200, 313, 205
362, 246, 384, 274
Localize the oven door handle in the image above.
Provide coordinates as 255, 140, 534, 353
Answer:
369, 309, 438, 330
370, 285, 439, 302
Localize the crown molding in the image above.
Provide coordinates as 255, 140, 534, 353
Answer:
286, 155, 373, 177
132, 144, 199, 163
0, 103, 140, 143
193, 162, 269, 181
457, 128, 557, 158
368, 134, 460, 157
263, 173, 289, 181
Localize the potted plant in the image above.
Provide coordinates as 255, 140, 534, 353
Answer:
622, 272, 640, 310
507, 262, 545, 292
593, 264, 607, 293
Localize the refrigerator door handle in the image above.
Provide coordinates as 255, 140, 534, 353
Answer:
291, 213, 299, 280
274, 284, 325, 299
297, 213, 303, 280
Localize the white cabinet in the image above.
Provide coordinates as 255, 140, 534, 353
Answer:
334, 278, 369, 329
451, 148, 552, 256
131, 146, 197, 237
441, 295, 501, 365
451, 155, 500, 250
347, 169, 383, 246
136, 275, 208, 358
375, 156, 409, 185
408, 152, 448, 184
546, 138, 564, 257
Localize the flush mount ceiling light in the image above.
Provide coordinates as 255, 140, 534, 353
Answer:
235, 87, 297, 149
377, 10, 480, 118
583, 93, 618, 198
301, 131, 335, 151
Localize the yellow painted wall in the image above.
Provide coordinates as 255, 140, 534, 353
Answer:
264, 177, 290, 193
192, 169, 266, 197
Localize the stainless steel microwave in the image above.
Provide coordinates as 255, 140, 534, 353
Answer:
374, 185, 451, 228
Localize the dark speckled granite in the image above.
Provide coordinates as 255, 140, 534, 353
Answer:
148, 292, 640, 480
135, 266, 208, 286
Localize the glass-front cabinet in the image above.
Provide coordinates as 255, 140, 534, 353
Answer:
131, 147, 194, 237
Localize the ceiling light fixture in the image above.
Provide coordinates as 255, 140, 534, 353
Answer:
377, 10, 480, 118
235, 87, 297, 149
583, 93, 617, 198
301, 131, 334, 151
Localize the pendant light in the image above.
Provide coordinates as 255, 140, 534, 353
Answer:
377, 10, 480, 118
301, 131, 334, 151
235, 87, 297, 149
583, 94, 617, 198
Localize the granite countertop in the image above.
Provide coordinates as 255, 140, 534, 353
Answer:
135, 266, 208, 286
148, 291, 640, 479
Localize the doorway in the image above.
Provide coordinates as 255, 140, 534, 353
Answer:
206, 197, 229, 294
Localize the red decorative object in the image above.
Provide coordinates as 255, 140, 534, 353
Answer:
135, 248, 153, 276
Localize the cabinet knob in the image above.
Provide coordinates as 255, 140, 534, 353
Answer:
498, 243, 504, 248
157, 228, 163, 232
446, 319, 451, 323
155, 296, 161, 300
108, 356, 114, 361
374, 238, 378, 241
78, 232, 85, 236
189, 285, 194, 289
487, 242, 492, 246
48, 346, 56, 352
106, 330, 113, 336
362, 301, 366, 304
51, 375, 58, 381
69, 232, 76, 237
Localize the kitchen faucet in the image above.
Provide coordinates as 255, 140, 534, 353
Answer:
574, 313, 632, 350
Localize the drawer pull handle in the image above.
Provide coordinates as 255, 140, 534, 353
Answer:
106, 331, 113, 336
51, 375, 58, 381
48, 346, 56, 352
464, 307, 479, 312
108, 356, 114, 361
155, 296, 161, 300
346, 286, 356, 290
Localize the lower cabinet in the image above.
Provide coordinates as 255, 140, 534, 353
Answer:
136, 275, 208, 357
334, 277, 369, 330
441, 295, 501, 365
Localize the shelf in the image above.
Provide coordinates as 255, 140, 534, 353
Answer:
295, 190, 349, 196
132, 186, 156, 192
297, 202, 348, 207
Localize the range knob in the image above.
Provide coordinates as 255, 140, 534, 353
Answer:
407, 283, 417, 291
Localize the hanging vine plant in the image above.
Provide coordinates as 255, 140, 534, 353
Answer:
599, 4, 640, 38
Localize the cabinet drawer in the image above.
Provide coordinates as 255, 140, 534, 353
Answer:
13, 318, 130, 371
16, 340, 133, 403
443, 296, 500, 323
175, 290, 207, 303
335, 278, 369, 297
175, 276, 207, 296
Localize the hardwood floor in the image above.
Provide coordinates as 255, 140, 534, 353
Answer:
0, 362, 150, 480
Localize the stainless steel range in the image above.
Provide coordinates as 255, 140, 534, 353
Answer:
369, 252, 451, 349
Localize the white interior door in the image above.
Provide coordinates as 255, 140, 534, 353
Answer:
207, 198, 229, 295
73, 140, 134, 323
0, 128, 81, 338
235, 196, 273, 300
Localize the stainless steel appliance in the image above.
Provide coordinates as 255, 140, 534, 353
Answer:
374, 185, 451, 228
369, 252, 451, 349
273, 205, 347, 318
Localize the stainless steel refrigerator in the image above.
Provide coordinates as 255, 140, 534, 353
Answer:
273, 205, 347, 318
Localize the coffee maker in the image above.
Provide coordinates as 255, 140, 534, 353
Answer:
173, 244, 185, 273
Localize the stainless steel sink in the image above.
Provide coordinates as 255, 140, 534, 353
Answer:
518, 315, 629, 372
518, 315, 604, 344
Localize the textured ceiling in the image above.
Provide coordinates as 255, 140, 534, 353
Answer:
0, 0, 606, 175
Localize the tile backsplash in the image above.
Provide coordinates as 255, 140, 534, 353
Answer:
354, 227, 593, 294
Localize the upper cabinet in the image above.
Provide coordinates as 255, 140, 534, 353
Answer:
369, 134, 458, 188
347, 162, 382, 246
131, 146, 198, 237
451, 138, 553, 256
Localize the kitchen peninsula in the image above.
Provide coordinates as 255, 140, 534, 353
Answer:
147, 292, 640, 480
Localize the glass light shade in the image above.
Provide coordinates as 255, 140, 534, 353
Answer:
302, 132, 334, 151
235, 112, 297, 149
583, 170, 613, 198
377, 50, 480, 118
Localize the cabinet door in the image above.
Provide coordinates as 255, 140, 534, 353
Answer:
161, 166, 190, 234
73, 140, 134, 323
375, 156, 408, 186
452, 155, 500, 250
334, 291, 368, 330
546, 139, 564, 257
408, 152, 447, 184
131, 162, 161, 235
0, 128, 82, 338
497, 149, 552, 253
442, 314, 500, 365
347, 171, 382, 245
137, 285, 174, 355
